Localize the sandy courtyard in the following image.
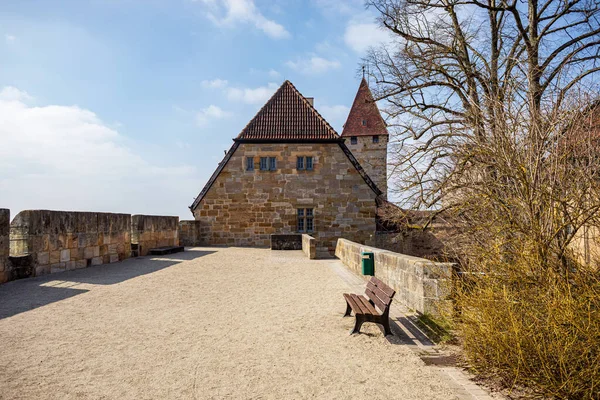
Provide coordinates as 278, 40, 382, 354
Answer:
0, 247, 468, 399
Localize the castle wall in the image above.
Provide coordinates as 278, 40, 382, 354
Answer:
346, 135, 388, 198
131, 215, 179, 256
9, 210, 131, 277
0, 209, 9, 283
192, 142, 378, 255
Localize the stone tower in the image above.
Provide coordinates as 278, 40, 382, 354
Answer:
342, 78, 388, 198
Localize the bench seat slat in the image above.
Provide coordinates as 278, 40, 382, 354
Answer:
343, 293, 367, 315
357, 295, 379, 315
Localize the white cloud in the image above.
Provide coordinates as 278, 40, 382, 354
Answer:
226, 82, 278, 104
196, 105, 232, 126
201, 78, 229, 89
318, 104, 350, 132
285, 56, 341, 75
0, 87, 200, 218
5, 34, 15, 44
268, 69, 280, 79
196, 0, 290, 39
344, 21, 393, 54
0, 86, 33, 102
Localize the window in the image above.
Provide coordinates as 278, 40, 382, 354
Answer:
350, 136, 357, 145
297, 208, 314, 233
269, 157, 277, 171
260, 157, 268, 171
246, 157, 254, 171
373, 135, 379, 143
362, 119, 367, 126
297, 156, 304, 170
306, 156, 313, 170
297, 156, 314, 171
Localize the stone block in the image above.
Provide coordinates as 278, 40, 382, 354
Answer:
76, 259, 87, 269
91, 257, 102, 266
50, 250, 61, 264
66, 261, 77, 270
60, 249, 70, 262
37, 251, 50, 265
109, 254, 119, 263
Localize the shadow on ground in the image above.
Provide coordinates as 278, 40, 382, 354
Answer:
0, 249, 216, 320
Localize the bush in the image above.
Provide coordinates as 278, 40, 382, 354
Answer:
453, 252, 600, 399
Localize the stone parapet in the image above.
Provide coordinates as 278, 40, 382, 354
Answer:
0, 209, 10, 283
335, 238, 452, 315
131, 215, 179, 256
302, 234, 316, 259
179, 220, 210, 247
9, 210, 131, 279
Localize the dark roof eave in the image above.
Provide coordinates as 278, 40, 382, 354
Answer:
234, 138, 343, 144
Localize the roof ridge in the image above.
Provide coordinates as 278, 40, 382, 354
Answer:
235, 80, 340, 141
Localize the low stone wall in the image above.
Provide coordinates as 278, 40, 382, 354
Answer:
302, 234, 316, 259
335, 238, 452, 315
179, 220, 209, 247
271, 234, 302, 250
9, 210, 131, 278
0, 209, 10, 283
131, 215, 179, 256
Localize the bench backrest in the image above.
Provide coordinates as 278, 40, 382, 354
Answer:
365, 277, 396, 314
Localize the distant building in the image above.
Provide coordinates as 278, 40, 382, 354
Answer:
189, 79, 388, 255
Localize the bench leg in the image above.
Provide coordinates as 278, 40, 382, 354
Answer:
343, 300, 352, 317
350, 315, 364, 335
382, 317, 392, 336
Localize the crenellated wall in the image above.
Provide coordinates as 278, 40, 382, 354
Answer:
335, 238, 453, 315
131, 215, 179, 256
9, 210, 131, 277
0, 209, 10, 283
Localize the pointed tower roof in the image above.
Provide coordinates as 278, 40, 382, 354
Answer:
236, 80, 340, 142
341, 78, 388, 137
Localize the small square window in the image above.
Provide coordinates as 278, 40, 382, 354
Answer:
362, 119, 367, 126
373, 135, 379, 143
246, 157, 254, 171
269, 157, 277, 171
306, 156, 313, 170
259, 157, 268, 171
350, 136, 357, 145
297, 156, 304, 170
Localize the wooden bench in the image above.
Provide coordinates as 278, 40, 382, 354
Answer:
343, 277, 396, 335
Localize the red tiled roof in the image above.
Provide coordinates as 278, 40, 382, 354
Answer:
236, 80, 340, 141
341, 78, 388, 137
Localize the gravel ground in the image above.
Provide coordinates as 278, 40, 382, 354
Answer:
0, 247, 466, 399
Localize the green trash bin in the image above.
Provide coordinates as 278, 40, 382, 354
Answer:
361, 251, 374, 276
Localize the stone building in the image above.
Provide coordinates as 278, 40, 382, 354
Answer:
190, 79, 388, 255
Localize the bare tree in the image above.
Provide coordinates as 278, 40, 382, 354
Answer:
366, 0, 600, 268
365, 2, 600, 395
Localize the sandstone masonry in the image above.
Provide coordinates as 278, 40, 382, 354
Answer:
0, 209, 9, 283
192, 142, 378, 255
131, 215, 179, 256
9, 210, 131, 276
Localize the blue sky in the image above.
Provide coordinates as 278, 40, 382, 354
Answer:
0, 0, 390, 219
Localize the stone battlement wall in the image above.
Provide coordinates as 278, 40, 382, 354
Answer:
0, 209, 9, 283
179, 220, 209, 247
9, 210, 132, 277
131, 215, 179, 256
335, 238, 453, 315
